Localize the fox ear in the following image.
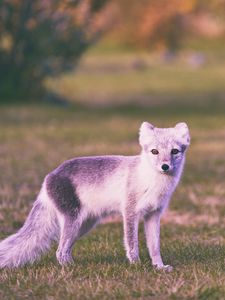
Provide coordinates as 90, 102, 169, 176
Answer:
175, 122, 190, 147
139, 122, 154, 147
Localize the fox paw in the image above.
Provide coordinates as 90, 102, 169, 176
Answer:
56, 251, 74, 266
154, 264, 173, 272
129, 257, 141, 264
127, 253, 141, 264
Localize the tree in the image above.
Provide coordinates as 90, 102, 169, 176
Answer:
0, 0, 112, 100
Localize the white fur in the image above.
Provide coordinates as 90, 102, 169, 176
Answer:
0, 184, 59, 268
76, 166, 128, 215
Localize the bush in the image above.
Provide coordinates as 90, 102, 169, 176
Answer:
0, 0, 111, 100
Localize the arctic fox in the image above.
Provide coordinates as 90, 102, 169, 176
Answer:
0, 122, 190, 270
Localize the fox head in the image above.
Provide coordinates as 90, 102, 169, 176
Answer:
139, 122, 190, 175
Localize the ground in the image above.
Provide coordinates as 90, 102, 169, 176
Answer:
0, 45, 225, 299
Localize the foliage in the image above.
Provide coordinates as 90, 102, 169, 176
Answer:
0, 0, 112, 99
110, 0, 225, 51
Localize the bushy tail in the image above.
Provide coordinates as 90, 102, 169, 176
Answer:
0, 197, 58, 268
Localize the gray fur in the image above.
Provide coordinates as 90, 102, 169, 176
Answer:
54, 156, 121, 184
46, 174, 80, 216
78, 215, 99, 238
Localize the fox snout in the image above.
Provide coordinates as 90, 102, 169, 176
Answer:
161, 163, 170, 172
160, 163, 173, 174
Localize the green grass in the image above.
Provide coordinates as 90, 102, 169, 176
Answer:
0, 223, 224, 299
46, 46, 225, 108
1, 47, 225, 299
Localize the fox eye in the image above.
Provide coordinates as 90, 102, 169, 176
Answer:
151, 149, 159, 155
171, 148, 179, 155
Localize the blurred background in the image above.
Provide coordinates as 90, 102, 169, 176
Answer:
1, 0, 225, 106
0, 0, 225, 235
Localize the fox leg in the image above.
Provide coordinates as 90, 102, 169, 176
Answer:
78, 215, 99, 238
144, 210, 173, 272
56, 212, 99, 265
56, 214, 82, 265
123, 212, 140, 263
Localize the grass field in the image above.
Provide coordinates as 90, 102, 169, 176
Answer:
0, 47, 225, 299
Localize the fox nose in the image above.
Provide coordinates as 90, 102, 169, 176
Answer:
161, 164, 169, 172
